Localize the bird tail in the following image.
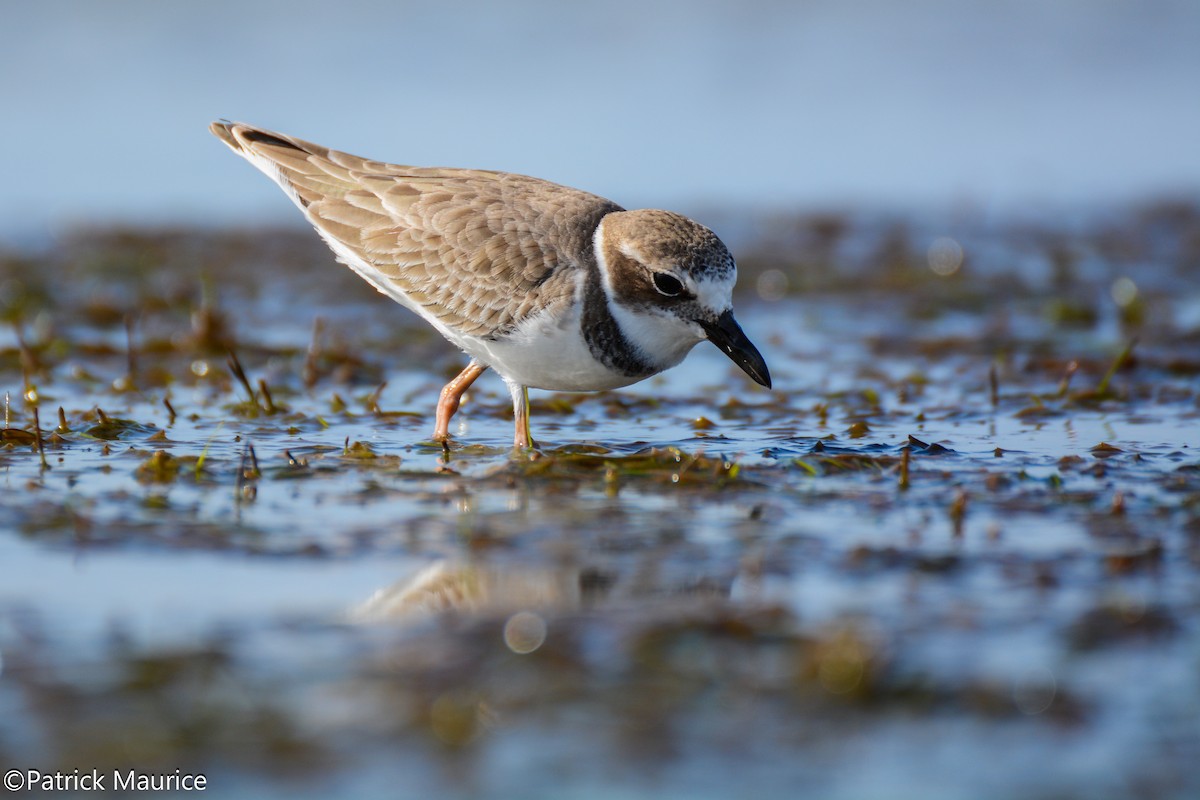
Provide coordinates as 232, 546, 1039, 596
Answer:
208, 120, 367, 213
209, 120, 315, 159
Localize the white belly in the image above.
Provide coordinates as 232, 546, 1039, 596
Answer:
453, 302, 680, 392
453, 302, 700, 393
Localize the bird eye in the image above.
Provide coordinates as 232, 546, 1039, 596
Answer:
652, 272, 684, 297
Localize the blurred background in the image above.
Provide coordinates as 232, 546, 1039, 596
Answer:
2, 0, 1198, 241
4, 5, 1200, 798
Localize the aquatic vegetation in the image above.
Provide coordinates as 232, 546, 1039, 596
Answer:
2, 201, 1199, 799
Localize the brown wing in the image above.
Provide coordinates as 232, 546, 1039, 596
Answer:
211, 121, 622, 338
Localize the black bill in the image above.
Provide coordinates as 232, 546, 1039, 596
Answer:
699, 310, 772, 389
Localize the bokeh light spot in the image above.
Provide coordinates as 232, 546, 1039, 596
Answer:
928, 237, 964, 276
1012, 667, 1057, 715
1110, 276, 1138, 307
504, 610, 547, 654
756, 269, 789, 301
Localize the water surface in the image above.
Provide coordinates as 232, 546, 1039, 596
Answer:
1, 205, 1198, 798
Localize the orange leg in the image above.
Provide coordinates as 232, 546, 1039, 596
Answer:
433, 360, 487, 441
507, 380, 535, 449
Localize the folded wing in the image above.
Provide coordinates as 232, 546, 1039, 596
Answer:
210, 121, 621, 338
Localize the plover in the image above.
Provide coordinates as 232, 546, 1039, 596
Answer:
210, 121, 770, 448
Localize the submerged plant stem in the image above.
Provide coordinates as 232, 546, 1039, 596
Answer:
1096, 339, 1137, 396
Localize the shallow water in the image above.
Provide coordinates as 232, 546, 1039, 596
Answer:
1, 206, 1199, 798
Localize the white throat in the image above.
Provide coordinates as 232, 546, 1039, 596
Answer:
592, 219, 705, 373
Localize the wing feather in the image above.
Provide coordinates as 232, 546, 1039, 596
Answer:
211, 121, 621, 339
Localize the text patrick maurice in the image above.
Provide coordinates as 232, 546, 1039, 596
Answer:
5, 769, 207, 792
